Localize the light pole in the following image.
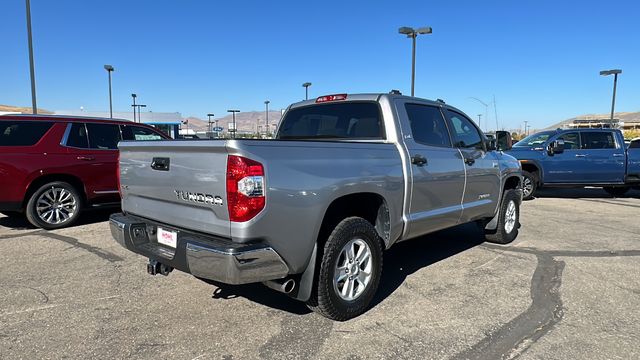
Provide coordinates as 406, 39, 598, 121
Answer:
207, 113, 215, 138
600, 69, 622, 121
227, 109, 240, 139
104, 65, 114, 118
264, 100, 270, 135
398, 26, 432, 97
469, 97, 489, 131
25, 0, 37, 114
302, 82, 312, 100
131, 93, 137, 122
477, 114, 482, 130
136, 104, 146, 123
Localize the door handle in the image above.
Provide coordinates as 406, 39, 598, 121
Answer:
411, 154, 428, 166
151, 157, 170, 171
612, 153, 624, 157
575, 154, 587, 158
464, 157, 475, 166
76, 156, 95, 161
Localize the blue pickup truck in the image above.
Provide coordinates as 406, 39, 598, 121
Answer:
507, 128, 640, 199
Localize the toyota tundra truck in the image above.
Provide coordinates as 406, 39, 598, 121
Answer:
110, 92, 523, 320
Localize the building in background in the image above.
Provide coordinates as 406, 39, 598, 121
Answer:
54, 110, 183, 138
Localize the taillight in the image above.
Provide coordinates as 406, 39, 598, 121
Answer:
316, 94, 348, 103
226, 155, 265, 222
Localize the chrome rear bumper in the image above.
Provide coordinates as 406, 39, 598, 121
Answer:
109, 213, 289, 284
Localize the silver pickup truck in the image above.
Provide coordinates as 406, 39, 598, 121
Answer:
110, 92, 523, 320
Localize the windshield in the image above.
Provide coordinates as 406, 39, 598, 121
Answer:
514, 131, 554, 147
277, 102, 383, 140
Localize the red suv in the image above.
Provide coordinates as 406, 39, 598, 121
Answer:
0, 114, 169, 229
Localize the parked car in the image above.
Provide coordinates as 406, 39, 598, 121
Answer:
110, 92, 523, 320
507, 128, 640, 199
0, 114, 169, 229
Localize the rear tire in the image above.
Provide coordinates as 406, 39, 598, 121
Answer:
307, 217, 383, 321
603, 186, 630, 197
25, 182, 82, 230
485, 189, 520, 244
522, 171, 537, 200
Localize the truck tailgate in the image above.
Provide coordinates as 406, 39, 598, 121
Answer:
118, 140, 230, 237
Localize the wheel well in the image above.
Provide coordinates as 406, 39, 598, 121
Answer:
521, 163, 540, 182
317, 193, 389, 250
23, 174, 86, 208
504, 176, 520, 191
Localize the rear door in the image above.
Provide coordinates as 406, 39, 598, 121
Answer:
396, 101, 466, 238
62, 122, 121, 202
580, 131, 625, 183
444, 109, 500, 222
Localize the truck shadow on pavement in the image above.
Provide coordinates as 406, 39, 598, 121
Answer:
532, 187, 640, 199
0, 208, 119, 230
199, 222, 485, 316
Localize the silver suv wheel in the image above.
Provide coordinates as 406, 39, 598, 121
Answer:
36, 187, 78, 225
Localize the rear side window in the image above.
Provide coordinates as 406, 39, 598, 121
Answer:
0, 121, 53, 146
445, 110, 484, 150
277, 102, 383, 140
630, 140, 640, 149
581, 132, 616, 149
86, 123, 121, 150
66, 123, 89, 148
121, 125, 164, 141
405, 103, 451, 147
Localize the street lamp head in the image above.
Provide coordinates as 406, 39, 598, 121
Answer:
131, 93, 137, 98
139, 104, 147, 108
302, 82, 312, 88
227, 109, 240, 113
207, 113, 214, 117
416, 26, 432, 34
264, 100, 270, 105
104, 64, 114, 71
398, 26, 414, 35
600, 69, 622, 76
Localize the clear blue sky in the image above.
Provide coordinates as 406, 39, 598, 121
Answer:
1, 0, 638, 130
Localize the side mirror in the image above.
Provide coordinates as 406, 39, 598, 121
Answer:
548, 139, 565, 155
495, 131, 513, 151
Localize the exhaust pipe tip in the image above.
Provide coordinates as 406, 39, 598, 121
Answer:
263, 278, 296, 294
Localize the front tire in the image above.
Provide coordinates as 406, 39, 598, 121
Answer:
522, 171, 537, 200
25, 182, 82, 229
485, 189, 520, 244
307, 217, 383, 321
603, 186, 629, 197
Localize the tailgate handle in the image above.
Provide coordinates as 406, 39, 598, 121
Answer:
151, 157, 170, 171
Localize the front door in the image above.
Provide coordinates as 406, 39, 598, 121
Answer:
544, 131, 586, 183
444, 109, 500, 222
397, 101, 466, 239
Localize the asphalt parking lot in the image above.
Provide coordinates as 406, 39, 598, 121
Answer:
1, 188, 639, 360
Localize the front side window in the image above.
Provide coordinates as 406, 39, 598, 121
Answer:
86, 123, 121, 150
277, 102, 383, 140
445, 110, 483, 150
557, 132, 580, 150
405, 103, 451, 147
121, 125, 164, 141
0, 121, 54, 146
581, 132, 616, 149
66, 123, 89, 148
515, 131, 553, 147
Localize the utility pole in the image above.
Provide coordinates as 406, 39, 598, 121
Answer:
131, 94, 137, 122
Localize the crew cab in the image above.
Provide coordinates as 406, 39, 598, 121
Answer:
508, 128, 640, 199
109, 93, 523, 320
0, 115, 169, 229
